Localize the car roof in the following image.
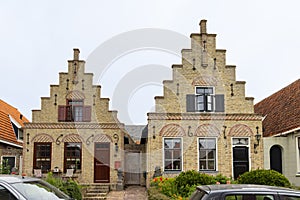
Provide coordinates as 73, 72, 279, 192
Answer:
197, 184, 299, 194
0, 175, 40, 184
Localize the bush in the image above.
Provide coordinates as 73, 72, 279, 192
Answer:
174, 170, 215, 197
45, 172, 82, 200
237, 169, 291, 187
213, 174, 232, 184
148, 187, 171, 200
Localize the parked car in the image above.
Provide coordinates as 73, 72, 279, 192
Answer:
0, 175, 73, 200
189, 184, 300, 200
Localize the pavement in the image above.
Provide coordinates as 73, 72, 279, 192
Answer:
106, 186, 148, 200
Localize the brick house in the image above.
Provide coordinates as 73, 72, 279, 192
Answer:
255, 79, 300, 186
145, 20, 263, 186
23, 49, 130, 188
0, 100, 29, 174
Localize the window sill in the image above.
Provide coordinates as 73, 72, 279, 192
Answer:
163, 170, 181, 174
199, 170, 219, 174
295, 173, 300, 177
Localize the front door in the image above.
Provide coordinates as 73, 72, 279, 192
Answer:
233, 146, 249, 179
125, 152, 140, 185
94, 143, 110, 183
270, 145, 282, 173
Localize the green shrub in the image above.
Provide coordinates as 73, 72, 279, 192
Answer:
159, 178, 177, 197
174, 170, 215, 197
213, 174, 232, 184
237, 169, 291, 187
45, 172, 82, 200
0, 159, 10, 174
148, 187, 171, 200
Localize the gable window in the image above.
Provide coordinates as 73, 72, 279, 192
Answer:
58, 100, 91, 122
33, 143, 51, 173
64, 142, 82, 172
164, 138, 182, 171
196, 87, 214, 112
199, 138, 216, 171
186, 86, 224, 112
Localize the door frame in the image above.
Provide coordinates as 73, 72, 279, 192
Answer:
231, 137, 250, 179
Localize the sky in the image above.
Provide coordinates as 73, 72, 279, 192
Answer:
1, 0, 299, 125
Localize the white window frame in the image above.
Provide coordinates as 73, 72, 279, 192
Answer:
198, 137, 218, 171
296, 136, 300, 174
231, 137, 251, 177
162, 137, 183, 172
195, 86, 215, 112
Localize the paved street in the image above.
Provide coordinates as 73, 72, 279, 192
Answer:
106, 186, 148, 200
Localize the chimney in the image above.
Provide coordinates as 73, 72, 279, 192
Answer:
200, 19, 207, 34
73, 48, 80, 60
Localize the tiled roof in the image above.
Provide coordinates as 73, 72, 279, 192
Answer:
124, 125, 147, 144
0, 99, 29, 146
254, 79, 300, 137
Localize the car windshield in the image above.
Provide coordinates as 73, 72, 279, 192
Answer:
11, 180, 71, 200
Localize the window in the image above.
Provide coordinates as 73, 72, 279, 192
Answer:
164, 138, 182, 171
0, 185, 17, 200
196, 87, 214, 112
186, 87, 224, 112
58, 100, 91, 122
33, 143, 51, 173
1, 156, 16, 173
225, 194, 275, 200
199, 138, 216, 171
64, 143, 81, 172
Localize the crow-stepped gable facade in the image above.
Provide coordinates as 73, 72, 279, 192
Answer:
146, 20, 263, 185
23, 49, 126, 188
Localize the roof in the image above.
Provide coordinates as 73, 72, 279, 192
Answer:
197, 184, 298, 194
124, 125, 147, 144
0, 175, 39, 184
254, 79, 300, 137
0, 99, 29, 146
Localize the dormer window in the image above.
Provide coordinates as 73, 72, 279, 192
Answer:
186, 86, 224, 113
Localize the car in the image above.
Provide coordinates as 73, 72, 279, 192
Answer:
189, 184, 300, 200
0, 175, 74, 200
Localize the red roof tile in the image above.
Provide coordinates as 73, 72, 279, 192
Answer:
0, 99, 29, 146
254, 79, 300, 136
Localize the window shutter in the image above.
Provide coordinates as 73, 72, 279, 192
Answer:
186, 94, 196, 112
83, 106, 92, 122
58, 106, 67, 121
215, 94, 225, 112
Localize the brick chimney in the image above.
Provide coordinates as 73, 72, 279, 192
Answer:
200, 19, 207, 34
73, 48, 80, 60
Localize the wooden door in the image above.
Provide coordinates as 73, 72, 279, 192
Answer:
125, 152, 140, 185
94, 143, 110, 183
233, 146, 249, 179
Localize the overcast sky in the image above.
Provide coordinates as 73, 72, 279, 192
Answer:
1, 0, 299, 124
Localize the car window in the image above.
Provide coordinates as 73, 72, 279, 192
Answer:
0, 185, 17, 200
225, 194, 275, 200
189, 189, 207, 200
12, 181, 70, 200
280, 196, 300, 200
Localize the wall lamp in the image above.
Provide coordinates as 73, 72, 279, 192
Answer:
254, 126, 262, 153
152, 126, 156, 139
26, 133, 30, 145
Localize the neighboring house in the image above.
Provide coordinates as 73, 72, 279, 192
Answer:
23, 49, 131, 189
145, 20, 263, 186
0, 100, 29, 174
255, 79, 300, 186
